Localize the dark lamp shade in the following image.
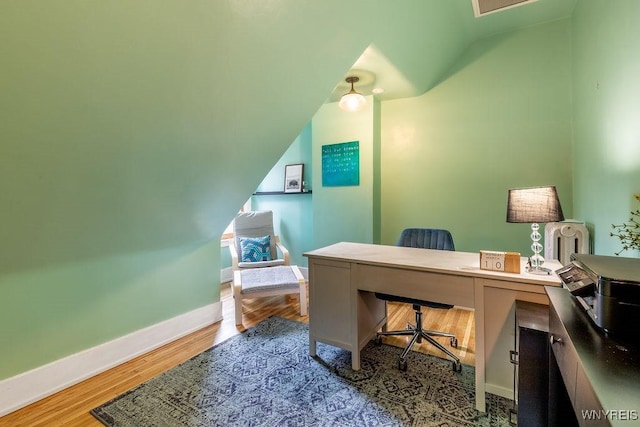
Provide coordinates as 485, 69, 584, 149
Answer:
506, 186, 565, 223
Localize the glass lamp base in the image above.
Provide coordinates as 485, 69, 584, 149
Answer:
526, 265, 553, 275
526, 223, 550, 275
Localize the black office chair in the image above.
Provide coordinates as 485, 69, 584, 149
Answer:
375, 228, 462, 372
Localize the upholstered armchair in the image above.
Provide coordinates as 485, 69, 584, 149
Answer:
228, 210, 306, 325
228, 210, 290, 271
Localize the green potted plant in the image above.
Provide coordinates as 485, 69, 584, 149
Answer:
611, 195, 640, 256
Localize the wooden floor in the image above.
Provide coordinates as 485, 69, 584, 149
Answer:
0, 284, 475, 427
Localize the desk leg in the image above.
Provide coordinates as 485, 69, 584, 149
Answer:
474, 281, 487, 413
309, 336, 317, 357
351, 351, 361, 370
350, 313, 361, 371
351, 285, 361, 371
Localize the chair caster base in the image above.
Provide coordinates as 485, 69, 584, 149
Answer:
398, 359, 408, 371
374, 335, 382, 345
450, 337, 458, 348
452, 361, 462, 372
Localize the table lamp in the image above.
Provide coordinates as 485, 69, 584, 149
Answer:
506, 186, 564, 275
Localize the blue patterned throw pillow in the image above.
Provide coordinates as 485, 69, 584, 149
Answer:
240, 235, 272, 262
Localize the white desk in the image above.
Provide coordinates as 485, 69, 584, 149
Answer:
304, 242, 562, 412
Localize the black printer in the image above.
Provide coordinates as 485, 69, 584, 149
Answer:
556, 253, 640, 342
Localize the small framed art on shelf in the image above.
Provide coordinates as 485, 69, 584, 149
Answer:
284, 163, 304, 193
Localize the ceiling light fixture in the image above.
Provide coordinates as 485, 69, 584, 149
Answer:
339, 76, 366, 112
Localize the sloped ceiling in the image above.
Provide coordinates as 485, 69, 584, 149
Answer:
330, 0, 577, 101
0, 0, 576, 271
455, 0, 577, 40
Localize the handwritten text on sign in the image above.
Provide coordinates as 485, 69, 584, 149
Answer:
321, 141, 359, 187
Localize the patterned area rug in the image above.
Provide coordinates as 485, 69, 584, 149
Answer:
91, 316, 512, 426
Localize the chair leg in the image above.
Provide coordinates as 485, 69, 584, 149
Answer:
291, 265, 308, 317
399, 331, 422, 361
414, 307, 460, 364
234, 295, 243, 325
376, 305, 461, 371
423, 329, 456, 339
420, 331, 460, 365
377, 329, 416, 338
233, 270, 243, 325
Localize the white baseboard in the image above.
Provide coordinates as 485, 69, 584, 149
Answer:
0, 301, 223, 417
220, 267, 233, 284
485, 383, 514, 400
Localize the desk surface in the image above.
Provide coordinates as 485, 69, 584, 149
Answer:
304, 241, 562, 413
305, 241, 561, 287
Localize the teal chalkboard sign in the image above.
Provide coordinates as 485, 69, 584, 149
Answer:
322, 141, 359, 187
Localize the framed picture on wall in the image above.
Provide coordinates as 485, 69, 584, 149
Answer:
284, 163, 304, 193
321, 141, 359, 187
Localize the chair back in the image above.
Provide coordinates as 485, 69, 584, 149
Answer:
233, 210, 278, 260
397, 228, 455, 251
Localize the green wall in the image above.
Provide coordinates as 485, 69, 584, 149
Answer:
381, 19, 574, 255
311, 97, 380, 248
0, 1, 469, 381
4, 0, 589, 385
1, 243, 218, 380
252, 124, 314, 267
571, 0, 640, 256
267, 18, 578, 258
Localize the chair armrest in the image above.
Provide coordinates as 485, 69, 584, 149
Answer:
274, 236, 290, 265
233, 270, 242, 296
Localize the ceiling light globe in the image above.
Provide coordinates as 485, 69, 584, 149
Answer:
339, 92, 366, 112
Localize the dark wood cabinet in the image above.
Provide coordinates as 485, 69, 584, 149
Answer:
548, 339, 579, 427
514, 289, 640, 426
515, 301, 551, 427
546, 286, 640, 427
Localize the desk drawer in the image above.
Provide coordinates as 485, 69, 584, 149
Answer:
549, 302, 578, 406
353, 264, 474, 308
308, 259, 351, 349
